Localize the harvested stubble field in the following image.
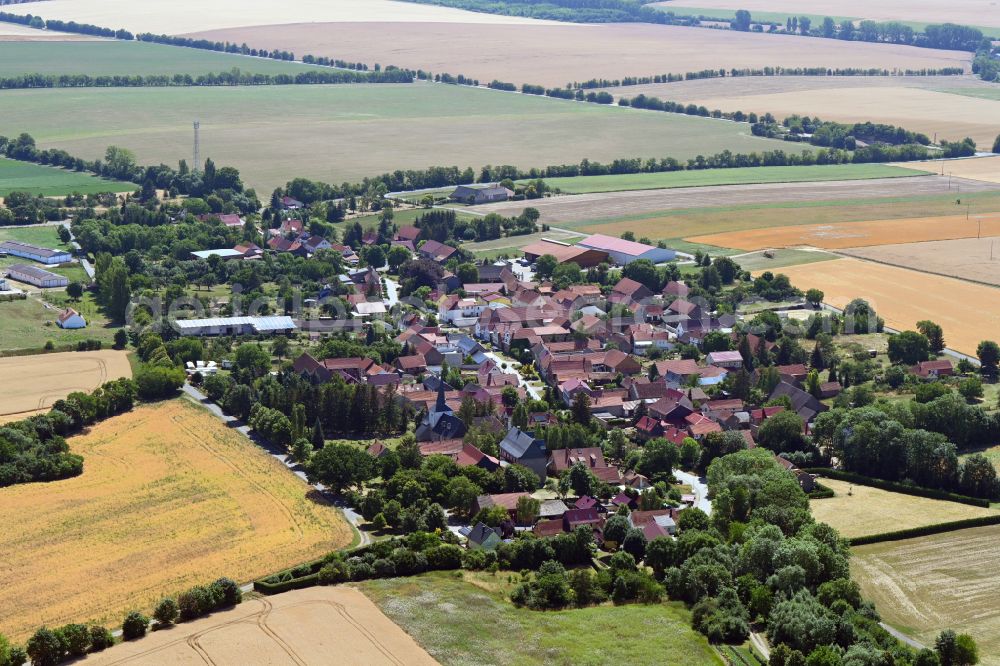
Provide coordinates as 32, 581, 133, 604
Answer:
689, 211, 1000, 250
0, 398, 352, 640
852, 525, 1000, 664
77, 586, 438, 665
653, 0, 1000, 30
475, 174, 992, 226
842, 235, 1000, 286
897, 156, 1000, 185
0, 84, 790, 193
184, 21, 970, 88
0, 156, 135, 197
0, 350, 132, 422
809, 479, 997, 539
0, 41, 333, 77
0, 23, 94, 39
25, 0, 555, 33
535, 163, 922, 194
679, 87, 1000, 151
762, 258, 1000, 356
362, 571, 722, 665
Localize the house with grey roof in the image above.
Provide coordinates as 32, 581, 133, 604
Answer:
499, 427, 548, 482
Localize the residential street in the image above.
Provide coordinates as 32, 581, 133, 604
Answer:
673, 470, 711, 514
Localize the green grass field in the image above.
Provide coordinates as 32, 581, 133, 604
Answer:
937, 87, 1000, 102
0, 83, 792, 193
0, 157, 134, 197
0, 294, 117, 352
734, 248, 840, 271
0, 41, 330, 77
0, 224, 70, 250
360, 571, 722, 666
535, 164, 925, 194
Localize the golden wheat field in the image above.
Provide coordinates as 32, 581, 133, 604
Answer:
896, 156, 1000, 185
689, 212, 1000, 250
765, 259, 1000, 356
77, 587, 439, 666
0, 350, 133, 423
0, 398, 352, 641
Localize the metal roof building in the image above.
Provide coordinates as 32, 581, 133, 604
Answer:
577, 234, 675, 265
6, 263, 69, 288
190, 249, 245, 260
0, 241, 72, 265
172, 316, 297, 337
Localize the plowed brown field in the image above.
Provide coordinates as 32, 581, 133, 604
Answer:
690, 212, 1000, 250
0, 398, 352, 640
0, 350, 133, 423
763, 259, 1000, 355
77, 587, 438, 666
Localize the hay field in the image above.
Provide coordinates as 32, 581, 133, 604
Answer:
896, 156, 1000, 185
475, 174, 991, 226
0, 156, 135, 197
0, 41, 333, 77
682, 86, 1000, 150
0, 350, 132, 422
24, 0, 559, 33
0, 84, 791, 193
184, 21, 969, 88
809, 479, 996, 539
763, 258, 1000, 356
536, 164, 923, 194
689, 212, 1000, 250
652, 0, 1000, 30
78, 587, 438, 666
852, 526, 1000, 663
362, 571, 722, 666
0, 398, 352, 640
843, 235, 1000, 286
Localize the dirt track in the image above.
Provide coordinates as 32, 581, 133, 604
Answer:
79, 586, 439, 665
473, 175, 998, 225
183, 21, 970, 88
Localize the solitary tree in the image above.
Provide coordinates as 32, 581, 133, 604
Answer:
917, 320, 946, 353
977, 340, 1000, 376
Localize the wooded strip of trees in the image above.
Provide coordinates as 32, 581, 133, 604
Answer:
0, 69, 413, 90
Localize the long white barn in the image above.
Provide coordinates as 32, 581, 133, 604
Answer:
172, 316, 297, 337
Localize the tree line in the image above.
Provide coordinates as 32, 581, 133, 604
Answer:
0, 68, 414, 90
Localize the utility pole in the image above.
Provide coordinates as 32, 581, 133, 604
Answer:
193, 120, 200, 171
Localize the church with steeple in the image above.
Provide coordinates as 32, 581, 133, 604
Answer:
415, 380, 467, 441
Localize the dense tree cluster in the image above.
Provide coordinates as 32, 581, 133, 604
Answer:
0, 68, 414, 90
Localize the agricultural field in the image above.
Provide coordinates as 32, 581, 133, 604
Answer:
0, 156, 134, 197
688, 211, 1000, 250
0, 349, 131, 422
0, 223, 70, 249
852, 525, 1000, 663
764, 258, 1000, 356
0, 23, 94, 39
842, 235, 1000, 286
0, 398, 353, 640
79, 586, 437, 665
678, 86, 1000, 149
21, 0, 556, 33
809, 479, 997, 539
475, 174, 995, 228
652, 0, 1000, 30
733, 248, 839, 271
896, 156, 1000, 185
0, 83, 793, 193
0, 41, 335, 77
184, 21, 971, 88
534, 164, 923, 194
361, 571, 722, 666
